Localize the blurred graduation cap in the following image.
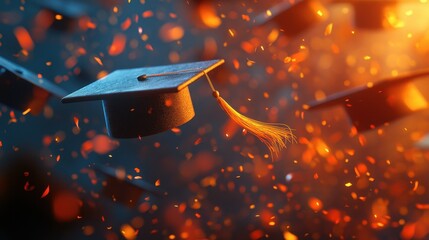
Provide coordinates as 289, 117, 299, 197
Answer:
94, 165, 163, 208
254, 0, 328, 38
331, 0, 416, 29
0, 56, 67, 115
308, 69, 429, 132
30, 0, 93, 32
62, 59, 295, 159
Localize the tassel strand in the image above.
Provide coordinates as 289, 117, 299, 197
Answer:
204, 71, 296, 160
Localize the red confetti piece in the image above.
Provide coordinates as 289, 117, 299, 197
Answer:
41, 185, 50, 198
24, 181, 35, 191
108, 33, 127, 56
142, 10, 153, 18
14, 26, 34, 51
121, 18, 132, 30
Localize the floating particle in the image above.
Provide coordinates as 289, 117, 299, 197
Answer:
142, 10, 153, 18
52, 191, 81, 222
121, 224, 138, 240
14, 26, 34, 51
121, 17, 132, 30
198, 2, 221, 28
93, 56, 103, 66
159, 23, 184, 42
73, 116, 80, 129
308, 197, 323, 212
283, 231, 298, 240
324, 23, 333, 36
41, 185, 50, 198
108, 33, 127, 56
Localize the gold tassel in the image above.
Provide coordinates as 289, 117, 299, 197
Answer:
204, 72, 296, 160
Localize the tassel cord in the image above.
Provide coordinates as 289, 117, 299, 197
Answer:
203, 71, 296, 160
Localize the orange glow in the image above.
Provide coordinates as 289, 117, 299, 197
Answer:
120, 224, 138, 240
401, 223, 416, 240
79, 16, 97, 30
33, 10, 54, 39
198, 2, 221, 28
325, 209, 342, 223
108, 33, 127, 56
142, 10, 153, 18
121, 18, 132, 30
222, 119, 240, 139
308, 197, 323, 212
81, 134, 119, 158
370, 198, 390, 229
14, 26, 34, 51
53, 191, 81, 222
385, 8, 404, 28
401, 83, 427, 111
250, 230, 264, 240
65, 56, 78, 69
283, 231, 298, 240
313, 138, 330, 157
159, 23, 184, 42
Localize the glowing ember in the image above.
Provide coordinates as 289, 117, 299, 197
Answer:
14, 26, 34, 51
108, 33, 127, 56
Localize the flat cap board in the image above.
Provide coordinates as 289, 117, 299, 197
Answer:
308, 68, 429, 109
253, 0, 327, 37
308, 69, 429, 131
0, 56, 67, 98
254, 0, 303, 25
62, 59, 224, 103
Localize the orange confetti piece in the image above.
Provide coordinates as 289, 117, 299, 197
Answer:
22, 108, 31, 115
413, 181, 419, 191
416, 203, 429, 209
308, 197, 323, 212
145, 44, 153, 51
324, 23, 333, 36
142, 10, 153, 18
41, 185, 50, 198
155, 179, 161, 187
14, 26, 34, 51
73, 116, 80, 130
121, 18, 132, 30
171, 128, 181, 134
93, 56, 103, 66
108, 33, 127, 56
159, 23, 184, 42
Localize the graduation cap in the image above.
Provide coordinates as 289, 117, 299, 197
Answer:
94, 165, 163, 208
332, 0, 415, 29
30, 0, 92, 32
62, 59, 295, 159
308, 69, 429, 132
253, 0, 328, 38
0, 56, 67, 115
